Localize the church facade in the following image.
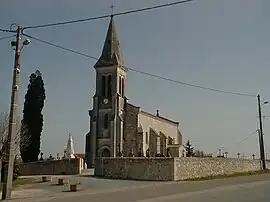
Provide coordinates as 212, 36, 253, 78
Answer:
85, 16, 184, 168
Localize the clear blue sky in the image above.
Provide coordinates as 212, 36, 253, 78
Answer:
1, 0, 270, 159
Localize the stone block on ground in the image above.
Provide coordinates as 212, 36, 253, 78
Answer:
42, 176, 52, 182
58, 178, 69, 185
70, 183, 80, 192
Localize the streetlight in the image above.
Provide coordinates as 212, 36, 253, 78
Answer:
257, 95, 268, 170
22, 39, 31, 46
2, 26, 30, 200
11, 38, 31, 50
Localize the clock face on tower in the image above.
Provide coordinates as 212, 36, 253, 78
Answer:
103, 98, 109, 104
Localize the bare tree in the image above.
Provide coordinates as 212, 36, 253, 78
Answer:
0, 111, 30, 161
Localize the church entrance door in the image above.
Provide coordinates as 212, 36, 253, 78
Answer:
101, 148, 110, 157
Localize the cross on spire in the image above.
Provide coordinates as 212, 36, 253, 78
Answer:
110, 4, 115, 16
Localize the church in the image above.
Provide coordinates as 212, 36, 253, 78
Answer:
85, 15, 185, 168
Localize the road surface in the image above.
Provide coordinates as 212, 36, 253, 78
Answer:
8, 173, 270, 201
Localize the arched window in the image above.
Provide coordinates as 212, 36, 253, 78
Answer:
121, 77, 125, 96
101, 76, 106, 97
104, 114, 109, 129
107, 75, 112, 97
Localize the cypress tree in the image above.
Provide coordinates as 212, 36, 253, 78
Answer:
185, 140, 194, 157
20, 70, 46, 162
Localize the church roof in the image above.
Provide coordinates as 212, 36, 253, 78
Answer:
94, 15, 124, 68
139, 109, 179, 126
126, 102, 179, 126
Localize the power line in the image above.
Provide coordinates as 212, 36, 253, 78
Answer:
23, 0, 193, 30
23, 33, 257, 98
212, 130, 258, 155
0, 28, 16, 33
23, 34, 98, 60
223, 130, 258, 153
0, 35, 15, 42
237, 130, 258, 145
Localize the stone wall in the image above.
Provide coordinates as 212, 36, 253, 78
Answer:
95, 157, 174, 181
95, 157, 270, 181
174, 157, 269, 180
19, 158, 83, 176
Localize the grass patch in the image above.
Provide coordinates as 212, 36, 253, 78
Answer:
184, 169, 270, 181
0, 178, 39, 190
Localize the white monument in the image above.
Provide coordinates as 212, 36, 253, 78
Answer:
66, 133, 75, 159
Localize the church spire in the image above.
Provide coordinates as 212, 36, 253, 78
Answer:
94, 15, 124, 68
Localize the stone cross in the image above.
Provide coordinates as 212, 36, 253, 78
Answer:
224, 152, 228, 158
237, 152, 240, 158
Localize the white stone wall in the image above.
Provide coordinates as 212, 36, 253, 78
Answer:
95, 157, 174, 181
95, 157, 270, 181
174, 157, 269, 180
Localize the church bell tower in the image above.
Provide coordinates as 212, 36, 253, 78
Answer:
85, 15, 127, 167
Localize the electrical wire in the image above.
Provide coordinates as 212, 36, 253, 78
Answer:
23, 34, 98, 60
0, 35, 15, 41
23, 33, 257, 98
23, 0, 193, 30
0, 28, 16, 33
212, 130, 258, 156
237, 130, 258, 145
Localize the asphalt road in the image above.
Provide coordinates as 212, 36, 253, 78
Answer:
16, 174, 160, 196
8, 174, 270, 202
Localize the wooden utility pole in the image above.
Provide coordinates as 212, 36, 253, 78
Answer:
257, 94, 266, 170
2, 26, 22, 200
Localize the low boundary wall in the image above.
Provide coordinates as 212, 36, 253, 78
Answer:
174, 157, 267, 180
95, 157, 269, 181
20, 158, 83, 176
95, 158, 174, 181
